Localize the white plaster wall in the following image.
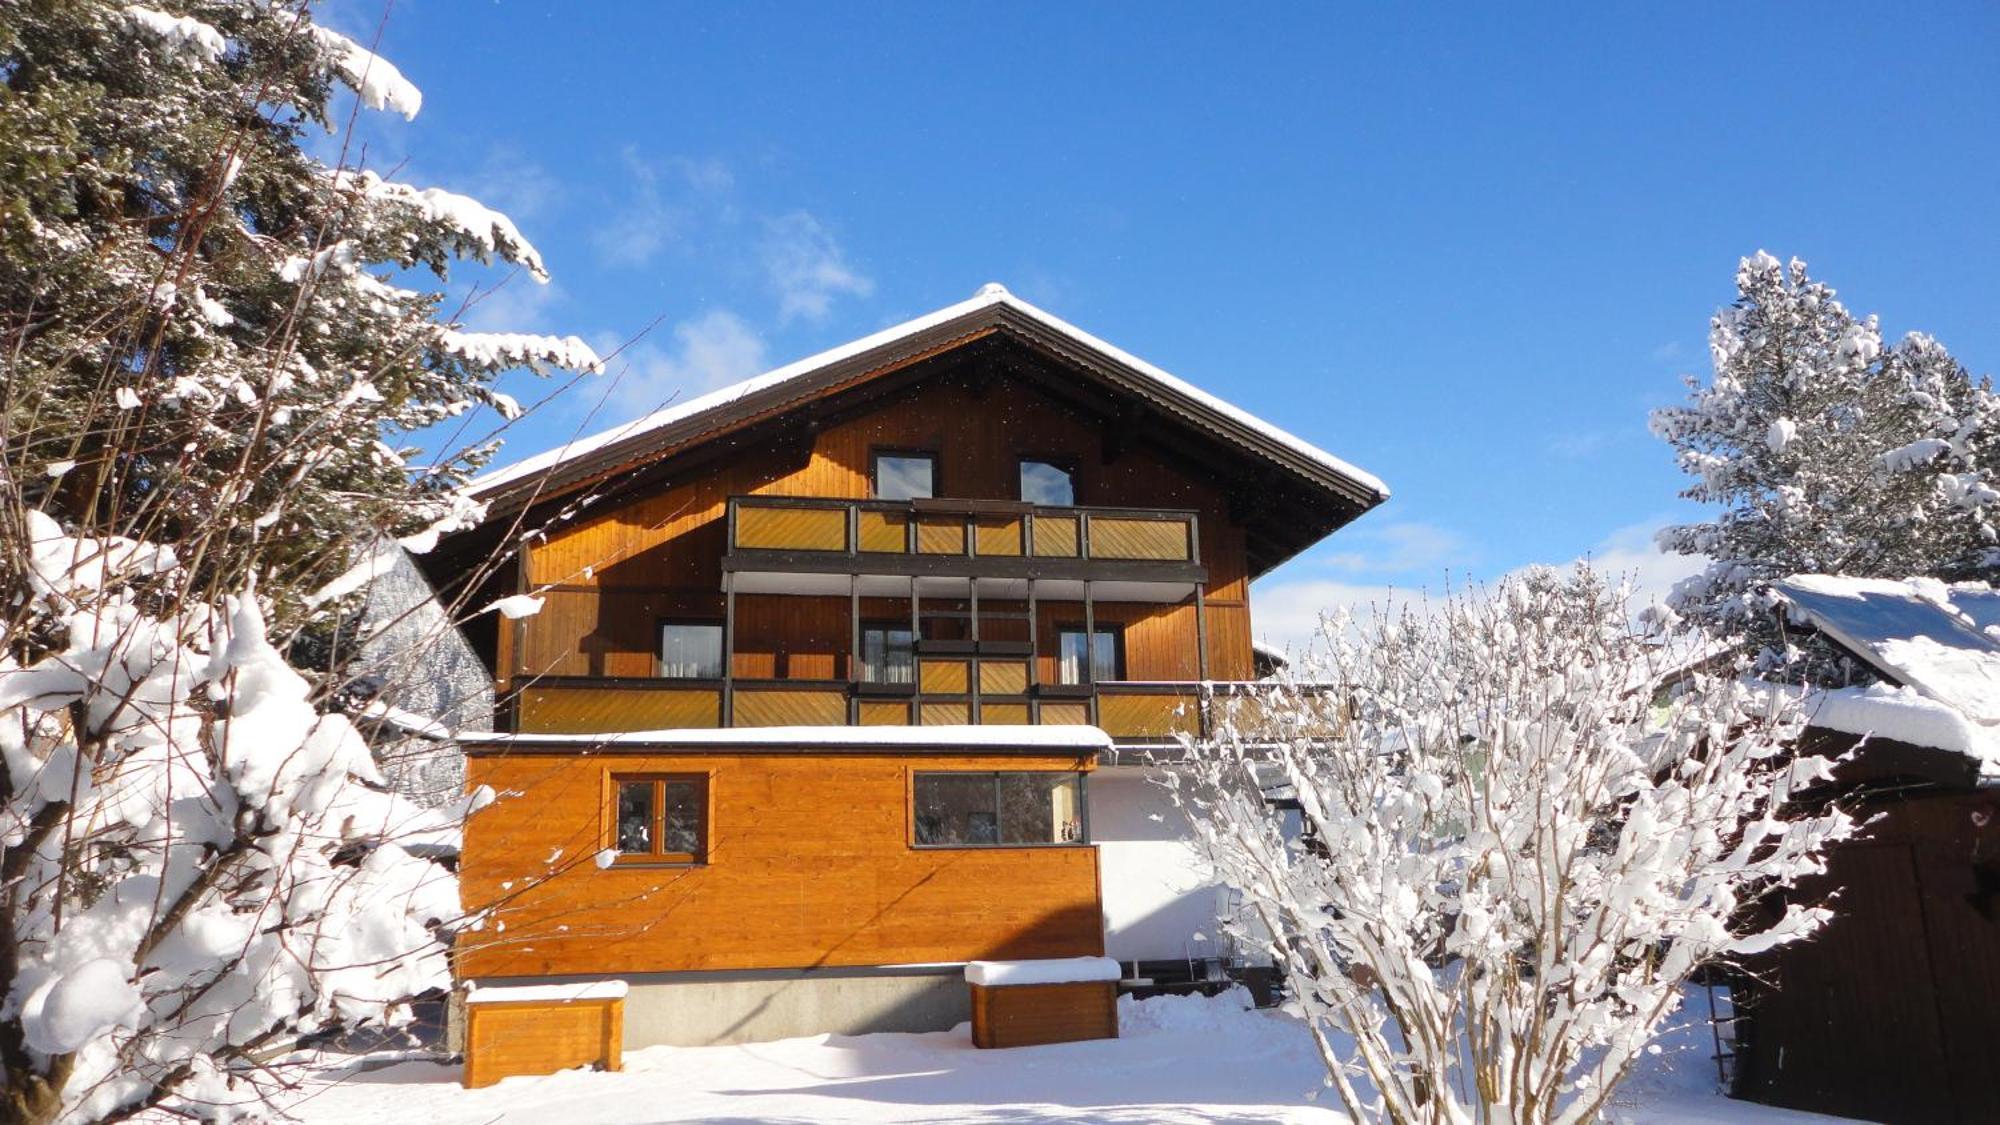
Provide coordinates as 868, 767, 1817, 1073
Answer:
1090, 766, 1231, 963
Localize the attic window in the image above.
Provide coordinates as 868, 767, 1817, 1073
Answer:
873, 452, 936, 500
1019, 460, 1075, 506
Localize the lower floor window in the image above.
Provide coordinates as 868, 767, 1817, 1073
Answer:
913, 771, 1086, 847
613, 774, 708, 863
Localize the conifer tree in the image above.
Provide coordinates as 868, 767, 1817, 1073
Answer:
0, 4, 595, 1120
1652, 253, 2000, 660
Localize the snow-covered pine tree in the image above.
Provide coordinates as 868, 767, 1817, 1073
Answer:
1651, 253, 2000, 663
1166, 566, 1853, 1125
0, 3, 598, 1121
1, 0, 597, 626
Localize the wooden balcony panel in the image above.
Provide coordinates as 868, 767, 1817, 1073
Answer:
920, 701, 971, 725
974, 516, 1025, 557
1087, 516, 1191, 562
734, 687, 847, 727
1039, 701, 1090, 726
916, 515, 966, 555
1031, 515, 1080, 558
517, 684, 721, 735
858, 510, 909, 553
1096, 687, 1202, 739
736, 505, 849, 551
919, 658, 970, 694
981, 702, 1031, 725
979, 660, 1029, 696
858, 700, 912, 726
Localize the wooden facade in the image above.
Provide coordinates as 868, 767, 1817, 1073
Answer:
498, 376, 1256, 697
459, 749, 1105, 979
438, 298, 1384, 1060
1732, 734, 2000, 1124
969, 980, 1120, 1049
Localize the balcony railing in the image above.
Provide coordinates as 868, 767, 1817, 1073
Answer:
723, 496, 1203, 579
510, 677, 1338, 745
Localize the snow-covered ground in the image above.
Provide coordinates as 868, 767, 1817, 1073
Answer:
278, 989, 1859, 1124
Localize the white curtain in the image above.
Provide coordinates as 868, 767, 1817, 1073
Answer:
660, 624, 723, 679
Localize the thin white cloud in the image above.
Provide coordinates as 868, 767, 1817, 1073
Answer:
1318, 520, 1472, 576
1577, 516, 1708, 616
761, 211, 873, 323
598, 309, 768, 419
1250, 516, 1707, 660
592, 149, 734, 269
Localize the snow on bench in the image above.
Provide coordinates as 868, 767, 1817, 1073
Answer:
964, 957, 1122, 988
463, 980, 629, 1005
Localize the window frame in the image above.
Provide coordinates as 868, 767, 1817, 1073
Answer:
1016, 456, 1078, 507
870, 447, 939, 501
607, 772, 711, 866
1054, 622, 1125, 685
657, 618, 725, 681
907, 769, 1091, 850
857, 619, 917, 686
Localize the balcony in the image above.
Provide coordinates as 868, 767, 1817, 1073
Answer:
723, 496, 1206, 601
510, 675, 1326, 747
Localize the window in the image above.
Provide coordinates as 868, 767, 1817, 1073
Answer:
1057, 625, 1123, 685
659, 621, 723, 679
860, 623, 916, 684
612, 774, 708, 864
873, 451, 936, 500
913, 771, 1086, 847
1018, 460, 1075, 506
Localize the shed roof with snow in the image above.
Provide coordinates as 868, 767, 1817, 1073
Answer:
1774, 574, 2000, 783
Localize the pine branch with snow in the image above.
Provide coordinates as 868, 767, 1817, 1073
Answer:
1164, 566, 1854, 1125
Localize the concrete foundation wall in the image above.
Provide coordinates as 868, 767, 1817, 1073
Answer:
472, 966, 971, 1048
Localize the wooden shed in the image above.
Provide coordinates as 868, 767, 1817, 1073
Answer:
1730, 578, 2000, 1123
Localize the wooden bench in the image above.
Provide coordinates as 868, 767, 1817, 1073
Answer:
965, 957, 1120, 1048
461, 980, 626, 1088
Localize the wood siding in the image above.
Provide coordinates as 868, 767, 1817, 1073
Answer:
508, 375, 1256, 694
1735, 789, 2000, 1124
463, 998, 622, 1088
969, 980, 1119, 1048
459, 751, 1105, 978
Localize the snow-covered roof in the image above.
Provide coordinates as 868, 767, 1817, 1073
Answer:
458, 723, 1113, 752
469, 283, 1388, 505
1774, 574, 2000, 780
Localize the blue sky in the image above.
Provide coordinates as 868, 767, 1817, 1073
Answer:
327, 1, 1999, 646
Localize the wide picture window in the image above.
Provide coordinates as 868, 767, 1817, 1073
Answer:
613, 774, 708, 864
913, 771, 1086, 847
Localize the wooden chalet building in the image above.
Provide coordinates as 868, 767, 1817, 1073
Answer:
424, 283, 1387, 1048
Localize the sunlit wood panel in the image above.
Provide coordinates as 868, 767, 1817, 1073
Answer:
519, 686, 721, 734
920, 659, 969, 694
974, 516, 1024, 557
1087, 517, 1191, 561
857, 510, 909, 553
1031, 515, 1079, 557
733, 688, 846, 727
1096, 689, 1201, 738
979, 660, 1029, 696
735, 505, 849, 551
916, 515, 965, 555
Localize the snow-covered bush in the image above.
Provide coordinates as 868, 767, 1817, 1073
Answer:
1, 3, 595, 1120
0, 515, 474, 1123
1652, 253, 2000, 664
1165, 566, 1854, 1125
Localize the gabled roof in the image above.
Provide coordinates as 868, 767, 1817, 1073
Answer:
468, 284, 1389, 521
1773, 574, 2000, 781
